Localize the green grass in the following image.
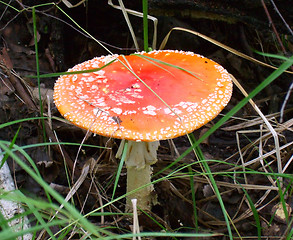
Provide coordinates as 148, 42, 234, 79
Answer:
0, 1, 292, 239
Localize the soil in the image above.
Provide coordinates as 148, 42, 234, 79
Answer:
0, 1, 293, 239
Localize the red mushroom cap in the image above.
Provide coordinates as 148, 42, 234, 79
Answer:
54, 50, 232, 141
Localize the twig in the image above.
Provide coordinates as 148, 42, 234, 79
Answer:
280, 79, 293, 123
0, 48, 37, 110
1, 1, 134, 51
270, 0, 293, 36
108, 0, 158, 50
0, 0, 13, 21
231, 74, 283, 186
261, 0, 293, 126
261, 0, 287, 54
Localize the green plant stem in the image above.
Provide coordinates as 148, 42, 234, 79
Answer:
0, 126, 21, 168
112, 141, 128, 200
142, 0, 149, 52
32, 7, 46, 143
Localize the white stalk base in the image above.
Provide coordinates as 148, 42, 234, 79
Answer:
116, 140, 159, 212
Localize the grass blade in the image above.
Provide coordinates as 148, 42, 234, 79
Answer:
142, 0, 149, 51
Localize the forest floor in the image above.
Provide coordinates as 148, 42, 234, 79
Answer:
0, 1, 293, 239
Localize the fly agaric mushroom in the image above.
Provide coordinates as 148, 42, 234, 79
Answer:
53, 50, 232, 212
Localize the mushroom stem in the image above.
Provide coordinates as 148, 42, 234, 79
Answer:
116, 140, 159, 212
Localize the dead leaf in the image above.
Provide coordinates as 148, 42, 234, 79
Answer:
0, 47, 13, 69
